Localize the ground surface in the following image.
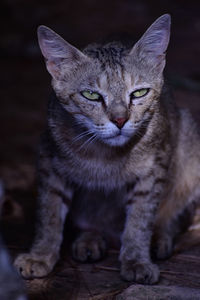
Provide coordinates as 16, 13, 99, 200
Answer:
2, 196, 200, 299
1, 0, 200, 299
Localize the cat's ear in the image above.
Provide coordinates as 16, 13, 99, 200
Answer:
37, 26, 89, 79
130, 14, 171, 72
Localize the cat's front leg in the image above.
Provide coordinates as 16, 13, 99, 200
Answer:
120, 171, 165, 284
14, 152, 73, 279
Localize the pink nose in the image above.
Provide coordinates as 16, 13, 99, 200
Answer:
113, 117, 127, 129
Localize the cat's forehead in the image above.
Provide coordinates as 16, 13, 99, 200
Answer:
82, 42, 150, 91
95, 68, 132, 97
83, 42, 127, 66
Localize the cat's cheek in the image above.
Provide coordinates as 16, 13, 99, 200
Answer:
70, 96, 101, 115
62, 102, 82, 115
79, 103, 97, 113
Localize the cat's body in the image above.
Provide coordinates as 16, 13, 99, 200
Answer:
14, 14, 200, 284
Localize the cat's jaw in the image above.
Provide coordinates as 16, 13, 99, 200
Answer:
102, 133, 131, 147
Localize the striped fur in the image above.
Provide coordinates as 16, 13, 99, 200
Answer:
14, 14, 200, 284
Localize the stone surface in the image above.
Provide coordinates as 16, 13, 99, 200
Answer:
116, 285, 200, 300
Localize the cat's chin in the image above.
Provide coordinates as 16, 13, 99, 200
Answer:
102, 134, 131, 147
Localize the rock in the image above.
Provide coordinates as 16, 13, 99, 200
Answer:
116, 284, 200, 300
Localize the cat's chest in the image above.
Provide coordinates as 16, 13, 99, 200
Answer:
65, 154, 126, 189
55, 146, 152, 190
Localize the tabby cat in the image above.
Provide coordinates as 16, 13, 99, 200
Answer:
14, 14, 200, 284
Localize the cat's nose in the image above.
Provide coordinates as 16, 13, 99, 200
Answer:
113, 117, 128, 129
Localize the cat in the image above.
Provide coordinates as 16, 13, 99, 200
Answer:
14, 14, 200, 284
0, 181, 27, 300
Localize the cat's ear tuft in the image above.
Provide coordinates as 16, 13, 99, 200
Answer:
37, 26, 88, 79
130, 14, 171, 72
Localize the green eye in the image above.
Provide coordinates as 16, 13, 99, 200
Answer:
131, 88, 149, 99
81, 90, 102, 101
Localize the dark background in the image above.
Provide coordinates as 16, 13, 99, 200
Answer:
1, 0, 200, 188
1, 2, 200, 298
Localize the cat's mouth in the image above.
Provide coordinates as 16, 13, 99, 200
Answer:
92, 121, 138, 147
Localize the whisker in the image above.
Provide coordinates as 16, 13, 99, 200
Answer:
83, 134, 99, 154
78, 132, 99, 153
71, 130, 94, 145
78, 134, 96, 151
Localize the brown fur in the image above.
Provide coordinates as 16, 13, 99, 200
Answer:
14, 14, 200, 284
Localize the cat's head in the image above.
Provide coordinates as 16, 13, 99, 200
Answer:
38, 14, 171, 147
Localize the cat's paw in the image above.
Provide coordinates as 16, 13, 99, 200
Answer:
120, 261, 159, 284
14, 253, 54, 279
152, 234, 173, 260
72, 231, 107, 262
